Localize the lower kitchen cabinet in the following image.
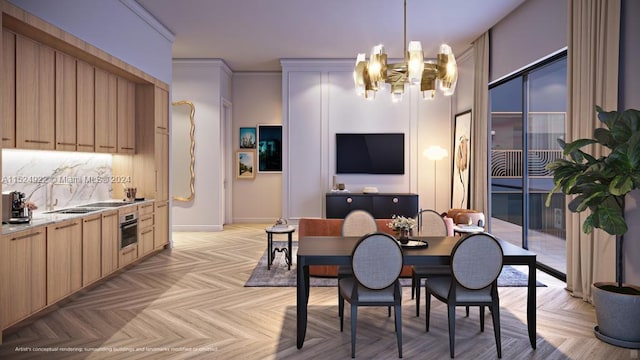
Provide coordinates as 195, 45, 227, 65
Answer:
0, 227, 46, 328
154, 200, 169, 249
101, 210, 119, 276
47, 218, 82, 304
82, 213, 102, 286
138, 210, 155, 257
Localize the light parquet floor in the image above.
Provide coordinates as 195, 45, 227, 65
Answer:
0, 224, 636, 359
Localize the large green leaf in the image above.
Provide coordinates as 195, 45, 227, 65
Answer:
610, 175, 633, 196
563, 138, 597, 155
595, 206, 628, 235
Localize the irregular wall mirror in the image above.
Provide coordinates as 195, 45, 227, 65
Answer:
171, 100, 195, 201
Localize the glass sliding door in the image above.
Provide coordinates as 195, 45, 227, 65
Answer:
489, 54, 567, 279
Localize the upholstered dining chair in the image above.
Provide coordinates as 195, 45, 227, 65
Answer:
411, 209, 450, 316
424, 232, 504, 358
338, 210, 378, 312
339, 232, 404, 358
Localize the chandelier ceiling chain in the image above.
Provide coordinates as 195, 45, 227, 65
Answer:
353, 0, 458, 101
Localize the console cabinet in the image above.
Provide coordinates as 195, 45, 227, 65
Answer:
325, 193, 419, 219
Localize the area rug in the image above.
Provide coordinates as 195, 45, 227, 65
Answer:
245, 241, 545, 287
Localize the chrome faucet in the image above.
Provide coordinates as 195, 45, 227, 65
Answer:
47, 182, 72, 211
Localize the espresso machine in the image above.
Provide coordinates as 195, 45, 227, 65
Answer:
2, 191, 31, 224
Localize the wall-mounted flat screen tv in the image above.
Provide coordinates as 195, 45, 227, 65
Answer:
336, 133, 405, 174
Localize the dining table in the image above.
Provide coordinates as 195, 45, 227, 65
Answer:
296, 235, 537, 350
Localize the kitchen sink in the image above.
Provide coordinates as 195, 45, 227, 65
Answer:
44, 207, 101, 214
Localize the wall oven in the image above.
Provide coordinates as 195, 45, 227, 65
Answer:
120, 212, 138, 249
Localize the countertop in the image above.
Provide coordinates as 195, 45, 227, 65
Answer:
2, 199, 155, 236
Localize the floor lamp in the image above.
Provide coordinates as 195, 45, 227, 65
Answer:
423, 145, 448, 211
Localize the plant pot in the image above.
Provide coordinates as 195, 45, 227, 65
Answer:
592, 282, 640, 348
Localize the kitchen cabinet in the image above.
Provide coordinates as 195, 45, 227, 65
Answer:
138, 202, 155, 257
16, 34, 55, 150
0, 227, 46, 329
55, 51, 77, 151
82, 213, 102, 286
95, 67, 117, 153
101, 210, 119, 276
47, 218, 82, 304
155, 132, 169, 201
76, 60, 95, 152
155, 87, 169, 133
117, 77, 135, 154
325, 193, 419, 219
2, 29, 16, 148
154, 200, 169, 249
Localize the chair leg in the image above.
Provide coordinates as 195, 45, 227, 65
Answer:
351, 303, 357, 358
491, 302, 502, 358
448, 303, 456, 358
480, 305, 485, 332
425, 291, 431, 332
415, 277, 421, 317
465, 306, 469, 317
339, 289, 345, 332
394, 303, 403, 358
411, 274, 416, 299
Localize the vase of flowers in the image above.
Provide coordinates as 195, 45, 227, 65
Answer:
388, 215, 416, 244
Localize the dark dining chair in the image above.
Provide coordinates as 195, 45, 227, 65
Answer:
411, 209, 450, 316
424, 232, 504, 358
339, 232, 404, 358
338, 210, 378, 312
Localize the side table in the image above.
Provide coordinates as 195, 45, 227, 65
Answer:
265, 225, 295, 270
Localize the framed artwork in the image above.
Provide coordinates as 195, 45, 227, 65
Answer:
257, 125, 282, 172
451, 110, 472, 209
239, 127, 256, 149
236, 150, 256, 179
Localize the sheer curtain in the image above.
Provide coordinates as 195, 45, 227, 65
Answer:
471, 32, 489, 217
566, 0, 620, 301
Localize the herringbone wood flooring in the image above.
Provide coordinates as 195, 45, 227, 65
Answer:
0, 224, 636, 359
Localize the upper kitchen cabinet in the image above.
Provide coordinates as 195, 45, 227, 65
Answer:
76, 60, 95, 152
155, 87, 169, 133
55, 51, 77, 151
2, 29, 16, 148
117, 77, 135, 154
95, 67, 117, 153
15, 34, 55, 150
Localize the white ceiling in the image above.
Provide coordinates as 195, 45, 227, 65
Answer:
135, 0, 525, 72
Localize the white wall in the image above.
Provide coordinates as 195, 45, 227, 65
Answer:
281, 60, 454, 221
232, 73, 283, 223
8, 0, 173, 84
172, 60, 231, 231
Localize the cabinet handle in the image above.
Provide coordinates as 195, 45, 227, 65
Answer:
84, 217, 101, 223
121, 246, 136, 255
120, 147, 134, 150
2, 137, 11, 141
393, 197, 399, 203
99, 145, 116, 149
346, 197, 352, 204
57, 142, 76, 146
11, 231, 42, 241
157, 203, 168, 208
78, 144, 94, 147
157, 126, 168, 130
55, 222, 79, 230
25, 139, 51, 144
103, 212, 117, 218
141, 204, 153, 208
141, 229, 153, 235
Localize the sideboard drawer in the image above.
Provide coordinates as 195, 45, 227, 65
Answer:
326, 193, 418, 219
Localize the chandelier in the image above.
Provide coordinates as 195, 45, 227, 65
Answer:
353, 0, 458, 101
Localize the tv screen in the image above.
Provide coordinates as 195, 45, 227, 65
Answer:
336, 133, 405, 174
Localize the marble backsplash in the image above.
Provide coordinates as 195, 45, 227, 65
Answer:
1, 149, 125, 211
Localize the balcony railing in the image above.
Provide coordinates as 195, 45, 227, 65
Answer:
491, 150, 563, 178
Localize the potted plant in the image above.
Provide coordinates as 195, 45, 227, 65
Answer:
387, 215, 416, 244
546, 106, 640, 348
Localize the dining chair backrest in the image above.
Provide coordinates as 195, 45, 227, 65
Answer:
451, 232, 503, 290
351, 233, 403, 290
418, 209, 448, 236
342, 210, 377, 237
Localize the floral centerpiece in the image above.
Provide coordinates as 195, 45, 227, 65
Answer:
387, 215, 416, 244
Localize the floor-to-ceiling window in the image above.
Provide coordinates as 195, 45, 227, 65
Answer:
490, 52, 567, 280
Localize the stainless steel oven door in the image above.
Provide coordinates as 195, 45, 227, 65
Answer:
120, 212, 138, 249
